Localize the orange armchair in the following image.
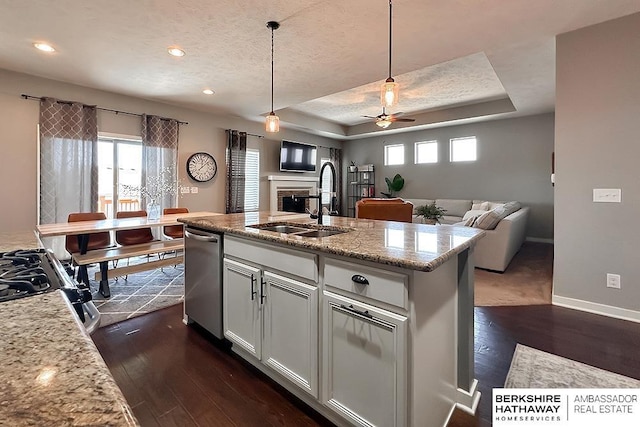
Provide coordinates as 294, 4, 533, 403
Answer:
115, 210, 154, 246
65, 212, 112, 255
355, 198, 414, 223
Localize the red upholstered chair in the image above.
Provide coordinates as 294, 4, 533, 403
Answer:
163, 207, 189, 239
355, 198, 414, 223
115, 210, 154, 246
65, 212, 111, 255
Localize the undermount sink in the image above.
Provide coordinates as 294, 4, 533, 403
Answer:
249, 224, 310, 234
249, 222, 350, 238
294, 229, 347, 238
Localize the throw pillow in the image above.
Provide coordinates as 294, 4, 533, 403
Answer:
463, 215, 477, 227
463, 209, 488, 221
473, 206, 506, 230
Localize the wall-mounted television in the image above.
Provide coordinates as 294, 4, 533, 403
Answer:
279, 140, 317, 172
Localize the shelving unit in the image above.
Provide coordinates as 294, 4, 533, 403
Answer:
347, 165, 375, 217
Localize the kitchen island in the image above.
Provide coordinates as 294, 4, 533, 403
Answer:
0, 230, 138, 426
179, 212, 485, 427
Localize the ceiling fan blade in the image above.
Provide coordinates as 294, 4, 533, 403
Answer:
389, 112, 405, 118
362, 115, 379, 119
390, 117, 416, 122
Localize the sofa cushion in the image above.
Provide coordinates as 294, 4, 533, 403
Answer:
434, 199, 472, 217
471, 201, 490, 211
473, 201, 521, 230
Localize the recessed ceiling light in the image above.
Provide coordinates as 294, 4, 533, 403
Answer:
202, 89, 214, 95
167, 46, 185, 57
34, 43, 55, 53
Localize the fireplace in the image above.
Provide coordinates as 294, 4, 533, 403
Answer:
268, 175, 319, 213
278, 190, 309, 213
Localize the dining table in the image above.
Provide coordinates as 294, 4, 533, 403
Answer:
37, 211, 220, 296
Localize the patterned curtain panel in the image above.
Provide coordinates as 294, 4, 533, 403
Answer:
39, 97, 98, 225
329, 147, 343, 215
225, 130, 247, 213
141, 114, 179, 212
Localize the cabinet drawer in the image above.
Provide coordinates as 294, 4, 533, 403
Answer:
324, 258, 408, 309
225, 236, 318, 283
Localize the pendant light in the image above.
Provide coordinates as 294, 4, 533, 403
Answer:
380, 0, 399, 108
266, 21, 280, 133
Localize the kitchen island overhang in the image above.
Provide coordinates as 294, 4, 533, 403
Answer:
179, 212, 485, 427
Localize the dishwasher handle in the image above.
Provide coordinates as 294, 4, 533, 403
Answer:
185, 228, 219, 243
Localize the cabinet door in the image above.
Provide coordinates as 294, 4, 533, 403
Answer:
322, 291, 407, 427
223, 258, 261, 358
262, 271, 319, 397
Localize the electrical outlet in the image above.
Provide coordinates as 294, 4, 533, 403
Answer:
593, 188, 621, 203
606, 273, 621, 289
190, 187, 198, 194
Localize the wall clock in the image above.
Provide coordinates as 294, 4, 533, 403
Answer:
186, 152, 217, 182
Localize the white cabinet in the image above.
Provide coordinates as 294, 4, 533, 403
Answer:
223, 258, 261, 358
223, 257, 319, 397
322, 291, 407, 427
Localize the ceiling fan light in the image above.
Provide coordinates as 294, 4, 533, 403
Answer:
266, 112, 280, 132
376, 119, 392, 129
381, 78, 399, 107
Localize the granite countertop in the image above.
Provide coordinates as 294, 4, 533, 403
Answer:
0, 230, 42, 252
0, 292, 137, 426
180, 212, 485, 272
0, 230, 138, 426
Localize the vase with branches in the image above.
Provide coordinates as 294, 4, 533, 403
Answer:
121, 167, 182, 219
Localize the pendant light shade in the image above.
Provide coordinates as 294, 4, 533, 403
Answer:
381, 0, 399, 107
266, 21, 280, 133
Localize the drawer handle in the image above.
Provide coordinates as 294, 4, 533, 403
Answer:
250, 274, 257, 301
340, 304, 373, 319
351, 274, 369, 285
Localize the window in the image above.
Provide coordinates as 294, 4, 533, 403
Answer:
244, 149, 260, 212
320, 158, 335, 205
97, 134, 143, 218
415, 141, 438, 164
450, 136, 477, 162
384, 144, 405, 165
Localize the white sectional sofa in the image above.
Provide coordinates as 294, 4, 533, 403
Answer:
405, 198, 530, 272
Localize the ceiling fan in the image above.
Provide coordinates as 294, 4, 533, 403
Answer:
363, 107, 416, 129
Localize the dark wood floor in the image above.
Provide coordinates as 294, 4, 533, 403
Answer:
92, 304, 640, 427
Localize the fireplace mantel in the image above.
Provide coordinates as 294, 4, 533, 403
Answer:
267, 175, 319, 212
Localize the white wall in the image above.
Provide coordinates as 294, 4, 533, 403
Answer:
343, 114, 555, 239
0, 69, 338, 232
554, 13, 640, 318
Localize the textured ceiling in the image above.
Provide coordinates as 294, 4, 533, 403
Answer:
0, 0, 639, 139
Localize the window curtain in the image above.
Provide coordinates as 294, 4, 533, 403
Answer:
225, 130, 247, 213
39, 97, 98, 225
141, 114, 179, 213
329, 147, 343, 215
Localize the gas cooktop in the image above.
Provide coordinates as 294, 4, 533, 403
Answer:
0, 249, 61, 303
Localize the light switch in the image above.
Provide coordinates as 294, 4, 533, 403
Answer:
190, 187, 198, 194
593, 188, 621, 203
180, 187, 190, 194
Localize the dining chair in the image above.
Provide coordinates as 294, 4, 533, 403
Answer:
64, 212, 113, 285
115, 210, 154, 246
65, 212, 112, 255
163, 207, 189, 239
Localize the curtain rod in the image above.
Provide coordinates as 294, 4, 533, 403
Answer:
21, 94, 188, 125
226, 129, 264, 139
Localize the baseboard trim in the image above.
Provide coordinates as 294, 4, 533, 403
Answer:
552, 294, 640, 323
525, 236, 554, 244
456, 379, 481, 414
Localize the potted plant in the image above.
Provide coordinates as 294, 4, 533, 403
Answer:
348, 161, 357, 173
414, 202, 446, 224
381, 173, 404, 198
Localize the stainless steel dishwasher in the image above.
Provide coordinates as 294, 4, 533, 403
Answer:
184, 226, 223, 339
